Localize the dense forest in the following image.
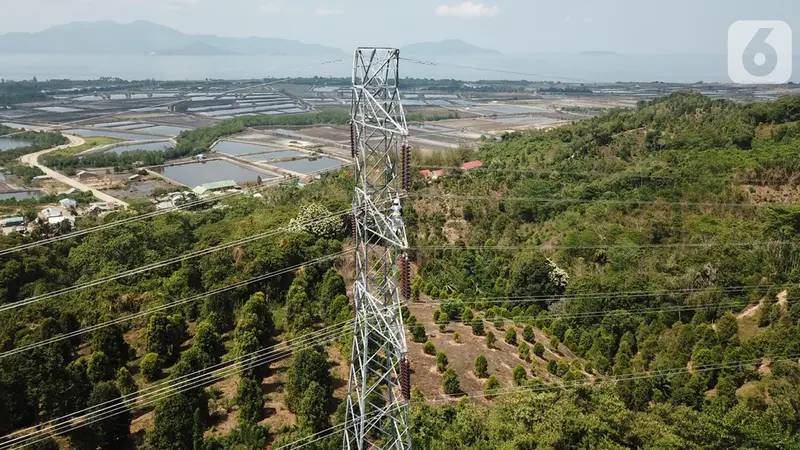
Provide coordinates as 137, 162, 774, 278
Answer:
0, 92, 799, 449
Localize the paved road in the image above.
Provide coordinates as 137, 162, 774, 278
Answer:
20, 134, 130, 207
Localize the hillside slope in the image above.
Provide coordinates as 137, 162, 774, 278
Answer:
404, 91, 800, 448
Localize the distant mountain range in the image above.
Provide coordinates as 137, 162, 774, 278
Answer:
0, 22, 501, 58
401, 39, 500, 56
0, 21, 341, 56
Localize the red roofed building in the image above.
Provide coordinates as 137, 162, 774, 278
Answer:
461, 160, 483, 171
419, 169, 447, 180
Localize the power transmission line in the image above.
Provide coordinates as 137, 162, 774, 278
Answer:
409, 165, 792, 185
416, 354, 800, 406
246, 353, 800, 450
427, 299, 758, 324
0, 250, 348, 359
418, 283, 791, 306
410, 241, 797, 252
0, 164, 350, 257
409, 193, 794, 209
0, 201, 366, 314
399, 57, 596, 84
3, 316, 364, 449
4, 325, 349, 447
274, 402, 403, 450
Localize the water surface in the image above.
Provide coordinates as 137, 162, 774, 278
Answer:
93, 121, 139, 128
239, 151, 306, 161
110, 141, 173, 154
214, 141, 280, 155
271, 157, 344, 174
63, 129, 161, 141
0, 138, 33, 151
153, 159, 275, 186
36, 106, 83, 113
0, 191, 40, 201
135, 125, 192, 136
5, 53, 791, 83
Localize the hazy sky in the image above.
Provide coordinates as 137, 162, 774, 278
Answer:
0, 0, 797, 54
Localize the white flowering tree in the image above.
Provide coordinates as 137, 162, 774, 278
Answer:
506, 252, 569, 298
547, 259, 570, 290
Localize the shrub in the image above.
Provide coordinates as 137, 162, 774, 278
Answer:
401, 305, 410, 321
411, 324, 427, 343
556, 359, 570, 377
407, 315, 417, 327
462, 308, 474, 324
438, 312, 449, 333
493, 318, 505, 330
512, 365, 527, 386
564, 370, 585, 382
518, 342, 531, 362
472, 319, 485, 336
547, 359, 558, 375
453, 332, 461, 343
484, 375, 500, 398
533, 342, 545, 358
505, 328, 517, 345
140, 353, 161, 381
436, 352, 448, 373
433, 310, 442, 322
474, 355, 489, 378
423, 341, 436, 355
523, 325, 535, 343
550, 335, 560, 351
486, 331, 496, 348
442, 368, 460, 395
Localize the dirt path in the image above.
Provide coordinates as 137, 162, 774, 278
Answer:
19, 134, 130, 207
737, 299, 763, 320
777, 290, 789, 312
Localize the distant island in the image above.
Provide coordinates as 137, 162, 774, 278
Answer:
0, 20, 343, 56
401, 39, 500, 56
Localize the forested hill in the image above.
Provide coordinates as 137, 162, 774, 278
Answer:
405, 91, 800, 448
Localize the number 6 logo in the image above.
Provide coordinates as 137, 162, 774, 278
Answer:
729, 21, 792, 84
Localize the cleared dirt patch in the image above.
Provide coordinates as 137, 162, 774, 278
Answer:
744, 184, 800, 205
406, 303, 588, 402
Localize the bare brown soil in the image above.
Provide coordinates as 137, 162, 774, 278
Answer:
406, 303, 588, 402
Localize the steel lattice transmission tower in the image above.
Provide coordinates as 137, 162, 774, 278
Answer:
343, 48, 412, 450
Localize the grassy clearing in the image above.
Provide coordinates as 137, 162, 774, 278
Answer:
46, 136, 126, 158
